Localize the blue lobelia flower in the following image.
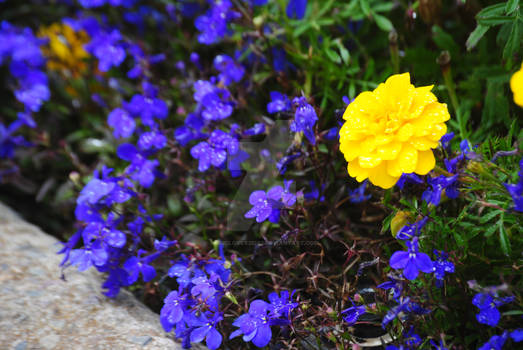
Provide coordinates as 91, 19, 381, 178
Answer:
213, 54, 245, 85
511, 329, 523, 342
108, 108, 135, 138
422, 174, 459, 206
472, 292, 515, 327
396, 173, 424, 190
0, 120, 31, 159
193, 80, 234, 121
432, 250, 454, 288
276, 153, 301, 174
138, 130, 167, 151
382, 297, 411, 328
245, 186, 285, 223
230, 300, 273, 348
154, 236, 177, 252
117, 143, 160, 187
389, 237, 433, 280
85, 29, 126, 72
396, 217, 428, 240
195, 0, 240, 45
341, 302, 366, 326
243, 123, 266, 136
123, 249, 158, 284
378, 277, 403, 301
188, 311, 224, 350
190, 129, 239, 172
125, 93, 168, 127
174, 113, 206, 146
504, 157, 523, 212
228, 149, 250, 178
404, 327, 422, 348
286, 0, 307, 19
160, 289, 191, 332
348, 180, 371, 203
267, 91, 291, 114
291, 97, 318, 144
478, 331, 509, 350
268, 290, 298, 319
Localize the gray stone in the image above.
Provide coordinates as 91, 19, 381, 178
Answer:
13, 340, 27, 350
0, 202, 206, 350
129, 336, 153, 346
39, 334, 60, 349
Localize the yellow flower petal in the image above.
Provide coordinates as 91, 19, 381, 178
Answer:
377, 141, 402, 160
347, 160, 369, 182
368, 163, 399, 189
359, 154, 382, 168
397, 143, 418, 173
510, 63, 523, 107
387, 159, 403, 177
409, 137, 437, 151
339, 140, 361, 162
415, 150, 435, 175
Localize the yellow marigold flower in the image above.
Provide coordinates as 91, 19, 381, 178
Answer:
38, 23, 90, 77
510, 62, 523, 107
339, 73, 450, 189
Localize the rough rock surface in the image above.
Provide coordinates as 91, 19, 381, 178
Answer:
0, 202, 191, 350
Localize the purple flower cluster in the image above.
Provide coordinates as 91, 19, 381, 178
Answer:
267, 92, 318, 144
472, 292, 515, 327
195, 0, 240, 45
504, 157, 523, 212
161, 247, 232, 349
245, 180, 297, 223
0, 21, 50, 159
60, 165, 172, 297
230, 290, 298, 347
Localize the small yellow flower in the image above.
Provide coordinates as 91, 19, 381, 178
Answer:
339, 73, 450, 189
38, 23, 90, 77
510, 62, 523, 107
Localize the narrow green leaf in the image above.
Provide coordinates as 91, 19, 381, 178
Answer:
498, 224, 511, 256
479, 209, 502, 224
477, 3, 507, 19
503, 20, 520, 59
484, 224, 497, 237
502, 310, 523, 316
466, 25, 489, 50
477, 15, 516, 26
505, 0, 520, 15
373, 13, 393, 32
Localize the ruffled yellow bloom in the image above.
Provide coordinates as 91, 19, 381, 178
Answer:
510, 62, 523, 107
38, 23, 90, 77
339, 73, 450, 189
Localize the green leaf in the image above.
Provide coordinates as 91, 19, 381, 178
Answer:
477, 15, 516, 27
453, 230, 466, 248
373, 13, 393, 31
466, 25, 489, 50
325, 48, 341, 63
479, 209, 503, 224
498, 223, 511, 256
502, 310, 523, 316
505, 0, 520, 15
484, 224, 497, 237
503, 20, 520, 59
476, 3, 507, 19
359, 0, 371, 16
335, 41, 350, 64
